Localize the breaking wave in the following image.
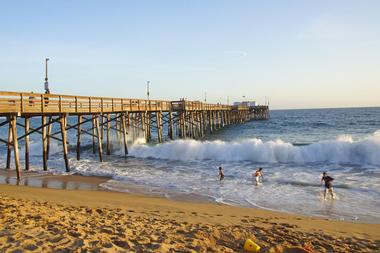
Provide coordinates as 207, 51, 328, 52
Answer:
129, 130, 380, 165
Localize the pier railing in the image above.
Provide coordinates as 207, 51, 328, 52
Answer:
0, 91, 242, 115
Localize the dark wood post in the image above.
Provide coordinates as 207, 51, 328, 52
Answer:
76, 115, 82, 160
6, 120, 12, 169
92, 115, 96, 154
121, 112, 128, 155
46, 116, 52, 160
10, 116, 21, 180
95, 115, 103, 162
42, 116, 48, 170
25, 117, 30, 171
60, 115, 70, 172
106, 114, 111, 155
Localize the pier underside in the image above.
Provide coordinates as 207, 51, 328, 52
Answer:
0, 91, 269, 179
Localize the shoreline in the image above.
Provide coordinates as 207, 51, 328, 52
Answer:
1, 169, 379, 224
0, 171, 379, 252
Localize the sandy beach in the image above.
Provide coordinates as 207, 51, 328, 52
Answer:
0, 173, 379, 253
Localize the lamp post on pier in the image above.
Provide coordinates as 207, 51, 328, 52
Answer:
146, 81, 150, 100
44, 58, 50, 94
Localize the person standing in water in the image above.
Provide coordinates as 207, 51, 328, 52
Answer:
321, 172, 335, 200
254, 168, 263, 185
218, 167, 224, 181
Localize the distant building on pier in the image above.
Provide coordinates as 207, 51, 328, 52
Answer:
233, 101, 256, 107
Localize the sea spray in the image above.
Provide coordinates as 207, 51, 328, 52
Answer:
129, 131, 380, 165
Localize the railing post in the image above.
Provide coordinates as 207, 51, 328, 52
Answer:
20, 93, 24, 113
101, 98, 104, 113
89, 97, 92, 113
59, 95, 62, 112
75, 97, 78, 113
41, 94, 44, 113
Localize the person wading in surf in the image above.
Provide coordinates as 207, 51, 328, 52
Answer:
321, 172, 335, 200
254, 168, 263, 185
218, 167, 225, 181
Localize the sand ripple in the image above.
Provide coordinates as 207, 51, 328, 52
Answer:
0, 194, 379, 252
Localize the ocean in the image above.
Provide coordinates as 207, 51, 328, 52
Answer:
1, 107, 380, 223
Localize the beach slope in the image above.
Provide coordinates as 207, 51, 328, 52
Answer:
0, 184, 379, 252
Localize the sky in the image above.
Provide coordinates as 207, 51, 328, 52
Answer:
0, 0, 379, 109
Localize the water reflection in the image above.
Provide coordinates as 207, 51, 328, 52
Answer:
0, 173, 101, 191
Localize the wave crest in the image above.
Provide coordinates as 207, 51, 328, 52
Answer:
129, 132, 380, 165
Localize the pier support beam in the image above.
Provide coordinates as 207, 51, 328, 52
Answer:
25, 117, 30, 171
106, 114, 111, 155
60, 115, 70, 172
46, 116, 52, 160
42, 116, 48, 171
10, 116, 21, 180
168, 112, 174, 140
156, 111, 163, 143
208, 111, 213, 133
92, 116, 96, 154
76, 115, 82, 160
6, 121, 12, 169
141, 112, 146, 141
121, 112, 128, 155
95, 115, 103, 162
100, 114, 104, 141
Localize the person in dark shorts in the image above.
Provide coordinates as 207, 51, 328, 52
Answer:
321, 172, 335, 200
218, 167, 224, 181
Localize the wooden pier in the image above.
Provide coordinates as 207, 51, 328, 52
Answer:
0, 91, 269, 180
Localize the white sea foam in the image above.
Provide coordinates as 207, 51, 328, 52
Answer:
129, 131, 380, 165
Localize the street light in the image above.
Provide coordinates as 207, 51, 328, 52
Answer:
146, 81, 150, 100
44, 58, 50, 94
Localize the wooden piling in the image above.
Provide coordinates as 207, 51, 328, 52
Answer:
42, 116, 48, 171
141, 112, 146, 141
147, 112, 151, 142
121, 112, 128, 155
76, 115, 82, 160
46, 116, 52, 160
115, 114, 119, 139
95, 115, 103, 162
131, 113, 136, 140
92, 116, 96, 154
10, 116, 21, 180
60, 115, 70, 172
190, 112, 195, 139
168, 111, 174, 140
100, 114, 104, 141
181, 112, 186, 137
25, 117, 30, 171
106, 114, 111, 155
6, 120, 12, 169
157, 111, 163, 143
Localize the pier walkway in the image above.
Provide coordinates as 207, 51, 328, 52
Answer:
0, 91, 269, 179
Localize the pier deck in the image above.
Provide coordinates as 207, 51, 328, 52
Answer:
0, 91, 269, 179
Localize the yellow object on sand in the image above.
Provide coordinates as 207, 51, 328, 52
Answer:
244, 239, 261, 252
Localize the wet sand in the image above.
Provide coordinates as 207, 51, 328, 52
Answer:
0, 171, 379, 252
